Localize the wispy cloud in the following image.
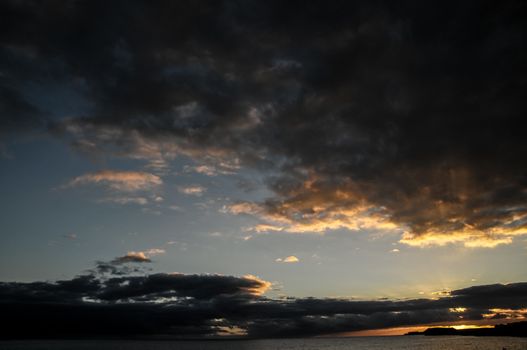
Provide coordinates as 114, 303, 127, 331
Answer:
184, 165, 217, 176
66, 170, 162, 192
143, 248, 166, 256
99, 196, 149, 205
183, 163, 239, 176
178, 185, 206, 196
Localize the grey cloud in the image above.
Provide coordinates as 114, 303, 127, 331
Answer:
2, 0, 527, 245
0, 262, 525, 338
93, 252, 153, 276
111, 252, 151, 264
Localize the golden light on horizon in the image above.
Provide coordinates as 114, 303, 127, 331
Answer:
339, 320, 513, 337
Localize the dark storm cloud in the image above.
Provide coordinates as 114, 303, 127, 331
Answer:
2, 0, 527, 244
450, 283, 527, 309
97, 273, 271, 301
1, 267, 526, 338
0, 86, 42, 133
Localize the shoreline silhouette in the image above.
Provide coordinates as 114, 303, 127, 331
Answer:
406, 321, 527, 337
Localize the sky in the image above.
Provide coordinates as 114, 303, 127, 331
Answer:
1, 0, 526, 339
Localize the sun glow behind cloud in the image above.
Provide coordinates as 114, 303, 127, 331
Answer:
399, 225, 527, 248
223, 196, 527, 248
1, 0, 527, 340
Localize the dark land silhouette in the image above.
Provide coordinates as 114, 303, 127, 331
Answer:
406, 321, 527, 337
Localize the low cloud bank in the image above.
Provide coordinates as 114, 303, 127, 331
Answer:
1, 258, 525, 338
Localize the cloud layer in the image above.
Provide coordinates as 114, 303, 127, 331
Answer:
2, 0, 527, 246
1, 263, 525, 339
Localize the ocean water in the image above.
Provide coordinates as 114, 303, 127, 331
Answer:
1, 337, 527, 350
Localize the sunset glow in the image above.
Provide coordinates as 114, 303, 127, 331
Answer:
1, 0, 526, 341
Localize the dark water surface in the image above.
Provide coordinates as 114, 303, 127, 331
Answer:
1, 337, 527, 350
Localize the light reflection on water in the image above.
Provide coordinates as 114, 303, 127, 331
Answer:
1, 337, 527, 350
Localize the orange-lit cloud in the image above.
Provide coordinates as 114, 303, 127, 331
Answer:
67, 170, 162, 192
482, 308, 527, 319
275, 255, 300, 263
399, 225, 526, 248
30, 0, 525, 255
112, 251, 151, 264
223, 184, 399, 235
111, 249, 165, 265
241, 274, 272, 295
62, 103, 527, 250
186, 164, 217, 176
449, 307, 467, 313
222, 172, 527, 248
178, 185, 206, 196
